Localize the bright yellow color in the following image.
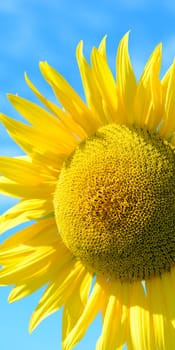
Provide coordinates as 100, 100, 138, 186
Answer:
54, 124, 175, 282
0, 32, 175, 349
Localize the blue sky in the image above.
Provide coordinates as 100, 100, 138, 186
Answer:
0, 0, 175, 349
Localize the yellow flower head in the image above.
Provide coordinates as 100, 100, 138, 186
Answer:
1, 32, 175, 349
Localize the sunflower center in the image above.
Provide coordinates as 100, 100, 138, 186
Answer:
54, 124, 175, 282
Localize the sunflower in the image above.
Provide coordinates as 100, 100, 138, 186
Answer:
1, 32, 175, 350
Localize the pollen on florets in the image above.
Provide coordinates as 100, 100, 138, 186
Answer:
54, 124, 175, 282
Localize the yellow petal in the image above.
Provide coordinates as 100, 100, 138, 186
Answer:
40, 62, 101, 134
129, 281, 154, 350
161, 60, 174, 98
97, 281, 129, 350
25, 73, 87, 140
0, 175, 55, 199
134, 43, 162, 128
0, 245, 34, 265
8, 282, 43, 302
76, 41, 107, 124
160, 269, 175, 321
63, 279, 104, 350
0, 198, 53, 234
0, 220, 72, 297
146, 277, 165, 349
146, 46, 162, 130
146, 275, 175, 349
97, 285, 122, 350
0, 218, 58, 249
29, 260, 84, 332
0, 156, 53, 184
159, 61, 175, 138
7, 243, 72, 301
91, 47, 118, 121
0, 246, 55, 284
116, 32, 137, 124
62, 271, 92, 341
98, 35, 108, 58
0, 114, 67, 168
8, 94, 78, 147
